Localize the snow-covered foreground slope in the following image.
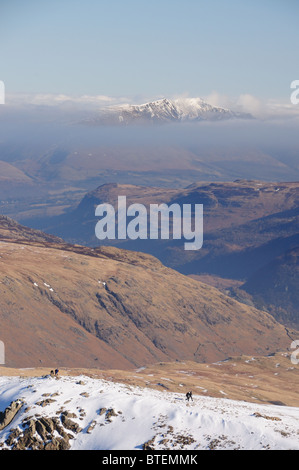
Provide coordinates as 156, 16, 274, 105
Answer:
0, 373, 298, 450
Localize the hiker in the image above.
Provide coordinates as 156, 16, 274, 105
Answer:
186, 391, 193, 402
55, 368, 59, 376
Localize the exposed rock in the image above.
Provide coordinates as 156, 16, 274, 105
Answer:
35, 398, 56, 407
253, 412, 281, 421
98, 407, 107, 416
61, 411, 82, 433
86, 420, 97, 434
0, 400, 24, 431
105, 408, 118, 421
142, 436, 156, 450
5, 427, 21, 446
44, 437, 71, 451
4, 413, 80, 450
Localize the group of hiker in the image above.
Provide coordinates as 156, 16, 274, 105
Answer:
50, 368, 59, 377
48, 368, 193, 403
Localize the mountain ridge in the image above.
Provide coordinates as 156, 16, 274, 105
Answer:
0, 216, 296, 369
85, 97, 253, 125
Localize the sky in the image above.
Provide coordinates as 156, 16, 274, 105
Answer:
0, 0, 298, 108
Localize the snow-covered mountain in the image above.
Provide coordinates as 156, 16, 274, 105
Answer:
86, 97, 253, 125
1, 373, 298, 450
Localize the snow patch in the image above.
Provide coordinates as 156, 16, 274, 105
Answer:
0, 374, 298, 450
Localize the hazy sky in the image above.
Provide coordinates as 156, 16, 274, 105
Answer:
1, 0, 298, 104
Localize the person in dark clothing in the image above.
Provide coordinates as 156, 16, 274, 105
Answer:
186, 391, 193, 402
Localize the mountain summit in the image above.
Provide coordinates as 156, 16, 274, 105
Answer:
86, 97, 253, 125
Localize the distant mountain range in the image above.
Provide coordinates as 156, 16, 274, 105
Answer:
33, 180, 299, 329
84, 97, 253, 125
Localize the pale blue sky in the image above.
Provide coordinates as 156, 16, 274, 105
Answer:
0, 0, 298, 102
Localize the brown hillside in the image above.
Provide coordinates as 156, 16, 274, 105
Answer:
0, 237, 296, 369
0, 215, 64, 244
0, 161, 33, 183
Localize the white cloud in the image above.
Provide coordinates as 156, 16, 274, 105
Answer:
235, 94, 263, 115
6, 93, 132, 108
5, 91, 299, 121
204, 90, 299, 120
203, 91, 233, 110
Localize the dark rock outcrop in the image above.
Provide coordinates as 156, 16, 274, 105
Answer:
3, 411, 82, 450
0, 400, 24, 431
